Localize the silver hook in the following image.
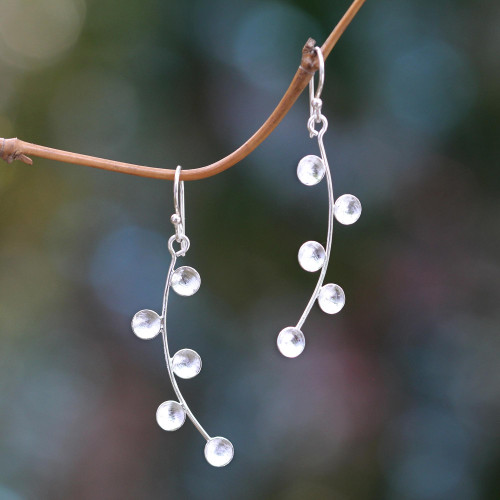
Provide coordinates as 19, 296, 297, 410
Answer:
309, 46, 325, 112
171, 165, 187, 244
174, 166, 185, 232
308, 47, 326, 137
313, 46, 325, 100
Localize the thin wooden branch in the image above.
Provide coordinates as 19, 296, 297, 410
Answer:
0, 0, 366, 181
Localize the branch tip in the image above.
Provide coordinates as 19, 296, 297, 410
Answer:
18, 154, 33, 165
300, 38, 319, 74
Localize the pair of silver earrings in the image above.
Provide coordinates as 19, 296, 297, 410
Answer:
130, 47, 361, 467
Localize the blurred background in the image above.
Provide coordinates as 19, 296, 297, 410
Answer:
0, 0, 499, 498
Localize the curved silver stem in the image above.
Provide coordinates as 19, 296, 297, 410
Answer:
295, 116, 334, 330
160, 253, 211, 442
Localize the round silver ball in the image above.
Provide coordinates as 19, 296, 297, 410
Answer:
311, 97, 322, 109
170, 213, 181, 225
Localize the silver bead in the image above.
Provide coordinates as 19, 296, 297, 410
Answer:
298, 241, 326, 272
156, 401, 185, 431
170, 213, 181, 225
277, 327, 305, 358
131, 309, 161, 340
204, 437, 234, 467
334, 194, 362, 225
297, 155, 325, 186
171, 266, 201, 296
318, 284, 345, 314
172, 349, 202, 379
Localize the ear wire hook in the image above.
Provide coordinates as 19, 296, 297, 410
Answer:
172, 166, 185, 236
309, 46, 325, 102
170, 166, 190, 256
308, 47, 326, 138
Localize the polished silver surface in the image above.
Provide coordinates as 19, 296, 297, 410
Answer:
160, 166, 210, 441
295, 113, 334, 331
157, 166, 233, 465
296, 47, 335, 331
160, 252, 211, 441
293, 46, 340, 336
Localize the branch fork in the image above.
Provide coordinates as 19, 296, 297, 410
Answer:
1, 138, 33, 165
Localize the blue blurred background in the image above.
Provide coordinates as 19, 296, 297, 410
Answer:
1, 0, 499, 499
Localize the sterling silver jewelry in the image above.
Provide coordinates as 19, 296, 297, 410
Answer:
131, 166, 234, 467
277, 47, 362, 358
128, 48, 361, 467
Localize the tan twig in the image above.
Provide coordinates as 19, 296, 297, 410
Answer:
0, 0, 366, 181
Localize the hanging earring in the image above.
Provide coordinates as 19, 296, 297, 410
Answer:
130, 166, 234, 467
277, 47, 362, 358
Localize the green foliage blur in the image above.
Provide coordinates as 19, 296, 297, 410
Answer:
0, 1, 499, 499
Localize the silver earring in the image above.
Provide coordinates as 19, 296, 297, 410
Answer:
277, 47, 362, 358
131, 166, 234, 467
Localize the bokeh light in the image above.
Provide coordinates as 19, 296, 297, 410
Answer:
0, 0, 86, 70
